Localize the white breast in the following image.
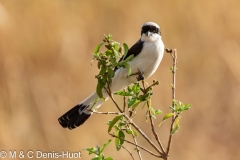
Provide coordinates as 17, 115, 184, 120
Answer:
109, 36, 164, 93
129, 38, 164, 79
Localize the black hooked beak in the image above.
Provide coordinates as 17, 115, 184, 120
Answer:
146, 31, 152, 36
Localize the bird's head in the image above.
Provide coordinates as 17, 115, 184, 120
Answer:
141, 22, 161, 42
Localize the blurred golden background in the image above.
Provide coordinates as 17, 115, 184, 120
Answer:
0, 0, 239, 160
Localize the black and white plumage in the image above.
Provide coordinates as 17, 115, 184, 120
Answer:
58, 22, 164, 130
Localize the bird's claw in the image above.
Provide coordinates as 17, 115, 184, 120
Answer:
136, 69, 144, 81
128, 69, 144, 81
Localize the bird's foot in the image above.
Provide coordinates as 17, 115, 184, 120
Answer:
137, 72, 144, 81
130, 69, 144, 81
129, 69, 145, 81
132, 69, 145, 81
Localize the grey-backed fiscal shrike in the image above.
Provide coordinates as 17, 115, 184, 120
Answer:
58, 22, 165, 130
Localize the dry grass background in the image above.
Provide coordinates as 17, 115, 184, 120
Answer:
0, 0, 240, 160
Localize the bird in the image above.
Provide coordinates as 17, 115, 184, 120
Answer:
58, 22, 165, 130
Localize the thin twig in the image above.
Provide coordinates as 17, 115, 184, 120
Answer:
166, 115, 178, 157
90, 110, 121, 115
123, 114, 163, 156
165, 48, 177, 159
126, 124, 142, 160
104, 83, 163, 156
132, 133, 142, 160
123, 89, 126, 113
141, 80, 166, 154
104, 87, 123, 113
104, 69, 164, 158
122, 146, 134, 160
145, 81, 159, 91
109, 133, 162, 158
147, 102, 166, 153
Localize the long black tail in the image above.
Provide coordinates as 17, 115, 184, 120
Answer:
58, 104, 91, 130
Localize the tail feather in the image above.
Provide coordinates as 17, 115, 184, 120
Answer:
58, 104, 91, 130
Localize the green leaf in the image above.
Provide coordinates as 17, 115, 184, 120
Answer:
151, 115, 156, 119
100, 139, 112, 153
114, 42, 119, 51
100, 66, 107, 75
128, 98, 137, 107
108, 115, 123, 133
115, 130, 125, 150
141, 101, 147, 109
126, 129, 132, 134
108, 68, 114, 78
123, 62, 131, 76
183, 104, 191, 111
107, 34, 112, 39
171, 116, 181, 135
173, 99, 178, 108
105, 157, 113, 160
132, 83, 140, 95
94, 43, 104, 54
132, 130, 138, 137
155, 109, 162, 114
169, 106, 175, 112
105, 50, 113, 56
83, 147, 95, 155
96, 145, 100, 155
163, 113, 174, 121
124, 54, 134, 62
114, 91, 132, 96
114, 50, 119, 60
122, 43, 129, 60
139, 93, 150, 101
97, 61, 102, 69
96, 82, 104, 99
179, 101, 184, 108
127, 85, 132, 92
132, 100, 141, 110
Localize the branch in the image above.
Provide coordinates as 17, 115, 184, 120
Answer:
132, 133, 142, 160
165, 48, 178, 159
123, 89, 126, 113
104, 82, 163, 156
109, 133, 162, 158
104, 87, 123, 113
122, 146, 134, 160
126, 125, 142, 160
141, 80, 166, 154
90, 110, 121, 115
123, 114, 163, 156
145, 80, 159, 91
166, 115, 178, 156
147, 102, 166, 153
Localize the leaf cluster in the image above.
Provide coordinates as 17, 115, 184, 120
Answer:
107, 115, 138, 151
115, 82, 161, 118
105, 80, 162, 151
92, 34, 133, 99
84, 140, 113, 160
159, 100, 191, 134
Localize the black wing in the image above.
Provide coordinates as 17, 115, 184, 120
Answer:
114, 39, 144, 71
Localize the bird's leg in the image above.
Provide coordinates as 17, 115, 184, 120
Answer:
128, 69, 145, 92
129, 69, 145, 81
136, 69, 145, 81
134, 69, 146, 93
